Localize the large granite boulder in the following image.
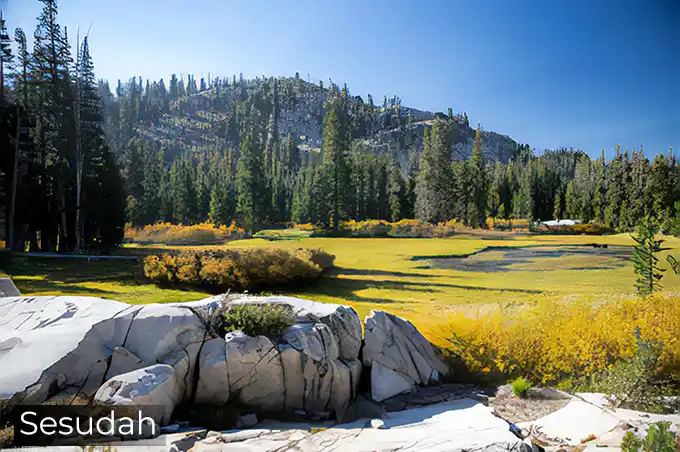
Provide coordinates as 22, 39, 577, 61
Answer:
363, 310, 448, 402
1, 294, 363, 425
3, 298, 208, 404
0, 295, 132, 399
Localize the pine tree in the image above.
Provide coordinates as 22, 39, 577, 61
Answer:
0, 11, 15, 113
565, 180, 577, 219
468, 126, 488, 227
631, 215, 665, 295
235, 130, 264, 231
32, 0, 76, 250
320, 99, 350, 229
592, 149, 607, 224
349, 142, 368, 220
415, 120, 453, 223
646, 154, 671, 224
605, 145, 626, 229
404, 148, 419, 219
387, 155, 405, 221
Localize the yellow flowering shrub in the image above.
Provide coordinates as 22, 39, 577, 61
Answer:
433, 219, 457, 237
435, 295, 680, 386
486, 217, 530, 231
341, 219, 392, 237
335, 219, 458, 238
143, 247, 335, 293
125, 221, 247, 245
293, 223, 315, 231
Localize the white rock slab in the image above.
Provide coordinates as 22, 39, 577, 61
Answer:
0, 296, 133, 398
519, 392, 680, 447
192, 399, 530, 452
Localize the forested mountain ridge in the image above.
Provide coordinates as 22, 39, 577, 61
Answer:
99, 74, 520, 167
2, 1, 679, 255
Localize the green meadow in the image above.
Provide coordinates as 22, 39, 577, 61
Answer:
6, 232, 680, 337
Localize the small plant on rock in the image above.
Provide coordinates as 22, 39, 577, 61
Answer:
223, 303, 295, 339
510, 377, 531, 397
621, 421, 679, 451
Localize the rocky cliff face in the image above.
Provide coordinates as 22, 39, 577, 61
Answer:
362, 119, 518, 168
128, 77, 519, 167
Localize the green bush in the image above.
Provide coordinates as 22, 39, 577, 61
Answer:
621, 422, 679, 451
143, 247, 335, 293
223, 303, 295, 339
510, 377, 531, 397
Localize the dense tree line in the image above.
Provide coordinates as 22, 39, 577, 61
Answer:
117, 69, 680, 234
3, 2, 678, 251
0, 0, 125, 252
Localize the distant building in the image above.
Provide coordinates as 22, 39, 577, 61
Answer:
541, 219, 582, 226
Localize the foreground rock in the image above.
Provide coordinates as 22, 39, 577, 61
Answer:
363, 310, 449, 401
94, 364, 182, 425
0, 294, 365, 424
189, 398, 531, 452
0, 295, 132, 399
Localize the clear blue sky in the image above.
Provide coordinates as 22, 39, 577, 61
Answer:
3, 0, 678, 158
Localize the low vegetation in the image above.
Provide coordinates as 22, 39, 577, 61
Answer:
581, 327, 676, 413
124, 221, 247, 245
510, 377, 531, 397
621, 422, 679, 451
440, 295, 680, 392
223, 303, 296, 339
335, 219, 458, 238
143, 247, 335, 292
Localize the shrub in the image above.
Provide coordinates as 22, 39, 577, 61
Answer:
510, 377, 531, 397
0, 426, 13, 449
336, 219, 458, 238
223, 303, 295, 339
341, 219, 392, 237
438, 295, 680, 388
486, 217, 530, 231
432, 219, 457, 237
293, 223, 315, 231
125, 221, 247, 245
582, 327, 675, 412
535, 223, 613, 235
143, 247, 335, 293
621, 422, 679, 451
390, 219, 435, 237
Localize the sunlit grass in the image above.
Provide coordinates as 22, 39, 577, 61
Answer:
6, 233, 680, 338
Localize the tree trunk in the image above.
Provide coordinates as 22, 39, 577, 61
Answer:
8, 106, 20, 250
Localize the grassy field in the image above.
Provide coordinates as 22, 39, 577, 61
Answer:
4, 232, 680, 338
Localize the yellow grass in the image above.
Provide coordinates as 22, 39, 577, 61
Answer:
121, 233, 680, 340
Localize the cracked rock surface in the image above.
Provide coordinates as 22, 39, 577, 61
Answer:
363, 310, 449, 402
0, 294, 378, 424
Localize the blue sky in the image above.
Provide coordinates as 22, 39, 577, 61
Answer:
2, 0, 678, 158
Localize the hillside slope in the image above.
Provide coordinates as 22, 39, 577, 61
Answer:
105, 75, 519, 166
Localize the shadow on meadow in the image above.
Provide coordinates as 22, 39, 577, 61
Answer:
303, 267, 543, 305
3, 258, 142, 296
